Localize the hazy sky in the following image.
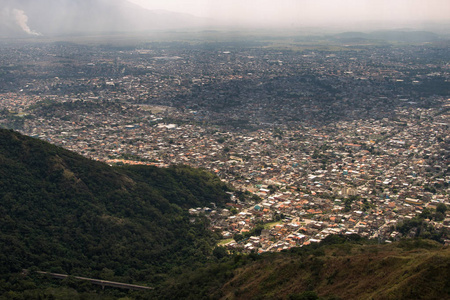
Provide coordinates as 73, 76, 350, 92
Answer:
127, 0, 450, 27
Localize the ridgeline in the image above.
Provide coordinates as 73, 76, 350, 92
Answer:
0, 128, 230, 298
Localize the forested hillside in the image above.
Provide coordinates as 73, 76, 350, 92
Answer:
0, 129, 230, 298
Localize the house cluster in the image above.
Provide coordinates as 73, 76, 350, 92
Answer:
0, 42, 449, 251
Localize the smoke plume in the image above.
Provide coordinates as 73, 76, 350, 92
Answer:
12, 9, 41, 36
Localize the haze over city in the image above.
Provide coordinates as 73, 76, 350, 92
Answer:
0, 0, 450, 37
128, 0, 450, 27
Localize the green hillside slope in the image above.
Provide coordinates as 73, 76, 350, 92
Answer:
157, 237, 450, 300
220, 239, 450, 300
0, 129, 230, 296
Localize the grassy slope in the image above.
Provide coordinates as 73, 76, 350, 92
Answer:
220, 240, 450, 300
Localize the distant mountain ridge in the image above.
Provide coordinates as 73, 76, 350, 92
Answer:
0, 1, 445, 40
333, 30, 440, 43
0, 0, 206, 37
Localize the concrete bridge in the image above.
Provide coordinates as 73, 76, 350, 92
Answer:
35, 271, 154, 291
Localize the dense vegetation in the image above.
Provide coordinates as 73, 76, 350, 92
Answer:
0, 129, 230, 298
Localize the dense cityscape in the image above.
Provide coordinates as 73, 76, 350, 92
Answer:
1, 38, 449, 253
